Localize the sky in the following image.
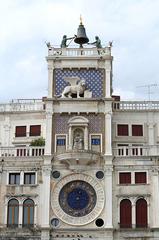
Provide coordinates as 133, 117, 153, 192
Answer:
0, 0, 159, 102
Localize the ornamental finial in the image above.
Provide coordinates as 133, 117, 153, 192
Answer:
80, 14, 83, 25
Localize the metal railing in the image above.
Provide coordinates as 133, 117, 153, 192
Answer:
0, 146, 45, 157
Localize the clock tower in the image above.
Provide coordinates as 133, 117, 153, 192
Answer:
45, 20, 113, 240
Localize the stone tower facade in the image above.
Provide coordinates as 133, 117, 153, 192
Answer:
45, 34, 114, 240
1, 23, 159, 240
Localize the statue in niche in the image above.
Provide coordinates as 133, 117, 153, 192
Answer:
60, 77, 92, 98
73, 129, 84, 150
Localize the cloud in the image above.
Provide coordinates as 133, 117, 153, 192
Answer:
0, 0, 159, 101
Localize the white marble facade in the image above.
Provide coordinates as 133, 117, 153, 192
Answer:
0, 42, 159, 240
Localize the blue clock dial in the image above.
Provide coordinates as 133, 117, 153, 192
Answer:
59, 180, 97, 217
67, 187, 89, 210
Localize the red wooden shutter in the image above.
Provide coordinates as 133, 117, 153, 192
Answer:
132, 125, 143, 136
119, 173, 131, 184
117, 124, 128, 136
135, 172, 146, 184
15, 126, 26, 137
136, 199, 147, 228
120, 199, 132, 228
30, 125, 41, 136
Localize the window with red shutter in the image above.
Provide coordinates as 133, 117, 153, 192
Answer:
136, 199, 147, 228
15, 126, 26, 137
117, 124, 129, 136
120, 199, 132, 228
30, 125, 41, 136
119, 172, 131, 184
135, 172, 146, 184
132, 125, 143, 136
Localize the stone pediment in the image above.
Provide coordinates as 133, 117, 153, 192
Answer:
68, 116, 89, 126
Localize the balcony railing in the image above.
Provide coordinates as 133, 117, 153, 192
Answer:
0, 99, 45, 112
1, 145, 159, 158
48, 47, 111, 57
0, 146, 45, 157
113, 145, 159, 157
113, 101, 159, 111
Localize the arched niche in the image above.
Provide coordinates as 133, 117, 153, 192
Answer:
68, 116, 89, 150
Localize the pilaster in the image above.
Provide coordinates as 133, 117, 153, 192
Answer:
104, 166, 113, 228
105, 113, 112, 155
45, 102, 53, 155
68, 126, 72, 150
4, 116, 11, 146
151, 167, 159, 228
84, 126, 88, 150
105, 69, 111, 98
148, 123, 155, 145
40, 165, 51, 228
47, 63, 54, 98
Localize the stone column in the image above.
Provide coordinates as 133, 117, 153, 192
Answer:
132, 199, 136, 228
40, 166, 51, 229
68, 126, 72, 150
84, 126, 88, 150
34, 204, 37, 226
151, 168, 159, 227
4, 201, 7, 226
19, 199, 23, 227
47, 64, 54, 98
45, 103, 53, 155
105, 113, 112, 155
104, 166, 113, 228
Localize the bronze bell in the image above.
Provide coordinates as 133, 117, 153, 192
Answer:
74, 19, 89, 48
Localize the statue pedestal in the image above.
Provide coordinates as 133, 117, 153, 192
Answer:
84, 90, 92, 98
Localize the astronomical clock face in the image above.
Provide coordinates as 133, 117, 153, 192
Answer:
51, 174, 105, 225
59, 180, 97, 217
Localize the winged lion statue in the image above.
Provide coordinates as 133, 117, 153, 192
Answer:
61, 77, 86, 98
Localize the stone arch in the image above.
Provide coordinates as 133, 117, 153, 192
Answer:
68, 116, 89, 150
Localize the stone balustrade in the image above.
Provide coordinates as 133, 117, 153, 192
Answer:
1, 145, 159, 158
0, 99, 45, 112
0, 146, 45, 157
113, 101, 159, 111
48, 47, 111, 57
113, 145, 159, 157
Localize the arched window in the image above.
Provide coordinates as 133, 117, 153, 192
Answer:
136, 198, 147, 228
7, 199, 19, 227
23, 199, 34, 226
120, 199, 132, 228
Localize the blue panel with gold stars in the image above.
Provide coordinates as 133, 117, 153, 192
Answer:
54, 68, 105, 98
